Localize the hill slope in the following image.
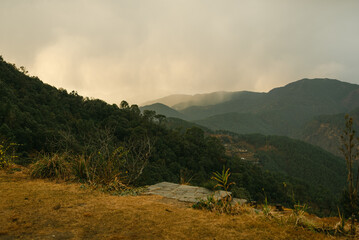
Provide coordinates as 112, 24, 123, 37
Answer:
300, 107, 359, 156
0, 170, 344, 240
168, 79, 359, 151
144, 79, 359, 141
216, 133, 346, 196
140, 103, 188, 120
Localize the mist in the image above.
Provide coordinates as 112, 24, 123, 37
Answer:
1, 0, 359, 104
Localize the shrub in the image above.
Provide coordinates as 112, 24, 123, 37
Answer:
71, 155, 89, 182
30, 153, 72, 180
192, 194, 251, 215
0, 139, 17, 169
70, 149, 130, 193
193, 167, 243, 215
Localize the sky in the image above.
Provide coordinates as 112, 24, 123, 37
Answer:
1, 0, 359, 105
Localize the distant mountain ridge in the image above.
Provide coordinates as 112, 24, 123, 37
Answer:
141, 94, 193, 109
142, 91, 258, 111
142, 78, 359, 154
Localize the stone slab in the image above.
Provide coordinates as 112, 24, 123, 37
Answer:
144, 182, 247, 205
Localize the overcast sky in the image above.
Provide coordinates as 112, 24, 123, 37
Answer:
1, 0, 359, 104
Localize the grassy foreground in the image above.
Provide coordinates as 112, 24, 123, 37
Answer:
0, 170, 345, 240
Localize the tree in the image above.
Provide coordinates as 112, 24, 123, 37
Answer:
122, 133, 153, 184
154, 114, 166, 125
120, 100, 129, 109
340, 114, 359, 235
19, 66, 29, 75
143, 110, 156, 122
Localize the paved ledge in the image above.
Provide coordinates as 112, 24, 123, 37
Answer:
144, 182, 247, 205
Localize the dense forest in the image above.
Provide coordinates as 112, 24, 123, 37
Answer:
0, 56, 347, 216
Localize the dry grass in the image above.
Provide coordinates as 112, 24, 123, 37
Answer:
0, 170, 347, 240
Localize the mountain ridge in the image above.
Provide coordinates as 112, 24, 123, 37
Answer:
142, 78, 359, 154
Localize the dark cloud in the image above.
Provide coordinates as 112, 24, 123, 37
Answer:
1, 0, 359, 104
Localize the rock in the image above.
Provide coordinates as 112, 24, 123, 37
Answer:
232, 198, 247, 205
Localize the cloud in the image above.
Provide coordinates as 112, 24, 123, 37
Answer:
1, 0, 359, 104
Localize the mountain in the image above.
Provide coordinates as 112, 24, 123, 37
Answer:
196, 112, 275, 135
215, 132, 346, 195
152, 78, 359, 135
146, 79, 359, 126
141, 94, 193, 108
300, 107, 359, 156
140, 103, 188, 120
142, 91, 253, 111
142, 78, 359, 154
183, 78, 359, 120
171, 91, 251, 110
164, 117, 209, 132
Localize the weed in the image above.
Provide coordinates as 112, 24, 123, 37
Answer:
193, 168, 245, 215
209, 167, 236, 213
193, 194, 252, 215
262, 194, 272, 218
192, 195, 217, 211
335, 207, 347, 235
179, 168, 193, 185
291, 203, 309, 225
211, 167, 235, 192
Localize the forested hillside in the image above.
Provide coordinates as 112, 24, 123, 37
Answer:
0, 56, 347, 216
143, 78, 359, 153
0, 56, 224, 185
301, 108, 359, 156
216, 133, 346, 193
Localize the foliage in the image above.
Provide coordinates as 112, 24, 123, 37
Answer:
290, 203, 309, 225
339, 114, 359, 235
192, 195, 217, 211
262, 191, 272, 218
192, 194, 247, 215
0, 138, 17, 169
211, 167, 235, 192
30, 153, 72, 180
194, 168, 247, 215
231, 186, 251, 200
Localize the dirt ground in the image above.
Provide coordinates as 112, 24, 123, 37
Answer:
0, 170, 346, 240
